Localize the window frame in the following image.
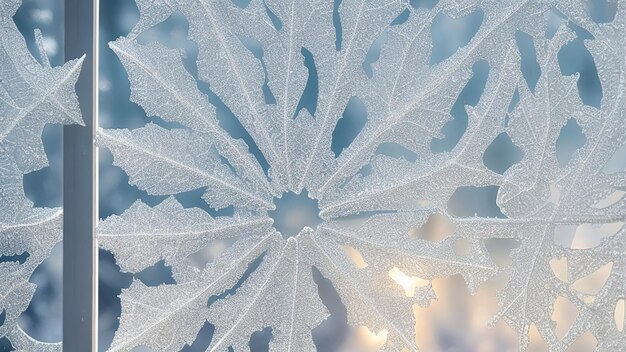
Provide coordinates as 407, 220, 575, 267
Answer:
63, 0, 98, 350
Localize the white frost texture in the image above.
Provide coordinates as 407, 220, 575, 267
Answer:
0, 0, 84, 350
99, 0, 625, 351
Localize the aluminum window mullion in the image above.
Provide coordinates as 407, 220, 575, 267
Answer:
63, 0, 98, 350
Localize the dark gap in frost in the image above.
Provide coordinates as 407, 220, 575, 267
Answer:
99, 6, 164, 130
136, 10, 188, 49
410, 0, 439, 9
358, 143, 418, 177
98, 148, 167, 219
0, 336, 14, 352
333, 0, 343, 51
356, 163, 374, 179
545, 7, 566, 39
269, 191, 322, 239
157, 31, 272, 176
206, 83, 272, 175
263, 0, 283, 30
13, 0, 64, 67
507, 86, 520, 113
231, 0, 252, 8
187, 235, 239, 271
180, 321, 215, 352
100, 0, 140, 40
14, 0, 65, 212
429, 9, 483, 65
133, 13, 192, 122
586, 0, 617, 23
137, 12, 273, 176
332, 96, 368, 157
362, 31, 388, 78
483, 132, 524, 175
557, 23, 602, 108
193, 63, 272, 174
174, 187, 234, 217
431, 60, 489, 153
249, 327, 272, 352
357, 164, 372, 177
98, 75, 148, 132
376, 142, 418, 162
391, 9, 411, 26
602, 144, 626, 174
311, 267, 349, 352
567, 17, 597, 39
0, 309, 5, 326
0, 252, 29, 264
12, 3, 41, 66
98, 249, 134, 351
556, 118, 587, 167
207, 253, 266, 308
484, 238, 520, 267
448, 186, 506, 218
19, 242, 62, 342
293, 47, 319, 119
504, 86, 520, 128
238, 35, 277, 104
515, 31, 541, 93
23, 124, 62, 208
219, 154, 237, 175
135, 260, 176, 286
361, 6, 409, 78
149, 116, 187, 130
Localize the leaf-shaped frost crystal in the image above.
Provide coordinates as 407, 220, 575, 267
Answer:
99, 0, 625, 350
1, 0, 84, 349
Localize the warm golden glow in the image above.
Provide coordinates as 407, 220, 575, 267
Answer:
615, 299, 625, 332
528, 323, 548, 351
356, 326, 388, 348
565, 331, 597, 352
549, 257, 568, 283
554, 222, 623, 250
413, 275, 518, 351
571, 262, 613, 295
571, 223, 623, 249
342, 245, 368, 269
409, 213, 455, 242
410, 213, 455, 242
592, 190, 625, 209
582, 295, 595, 305
453, 238, 471, 257
341, 326, 388, 352
388, 267, 429, 297
552, 296, 578, 340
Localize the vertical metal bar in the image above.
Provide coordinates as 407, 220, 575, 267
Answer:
63, 0, 97, 350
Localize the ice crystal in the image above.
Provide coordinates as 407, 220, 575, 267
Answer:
99, 0, 625, 351
0, 0, 84, 349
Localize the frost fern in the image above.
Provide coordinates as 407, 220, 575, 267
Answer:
0, 0, 84, 349
99, 0, 625, 351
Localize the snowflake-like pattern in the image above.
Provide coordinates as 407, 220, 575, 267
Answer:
99, 0, 625, 351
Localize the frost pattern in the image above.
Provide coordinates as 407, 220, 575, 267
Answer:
99, 0, 625, 351
0, 0, 84, 349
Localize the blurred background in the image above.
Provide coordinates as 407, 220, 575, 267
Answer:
7, 0, 620, 351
